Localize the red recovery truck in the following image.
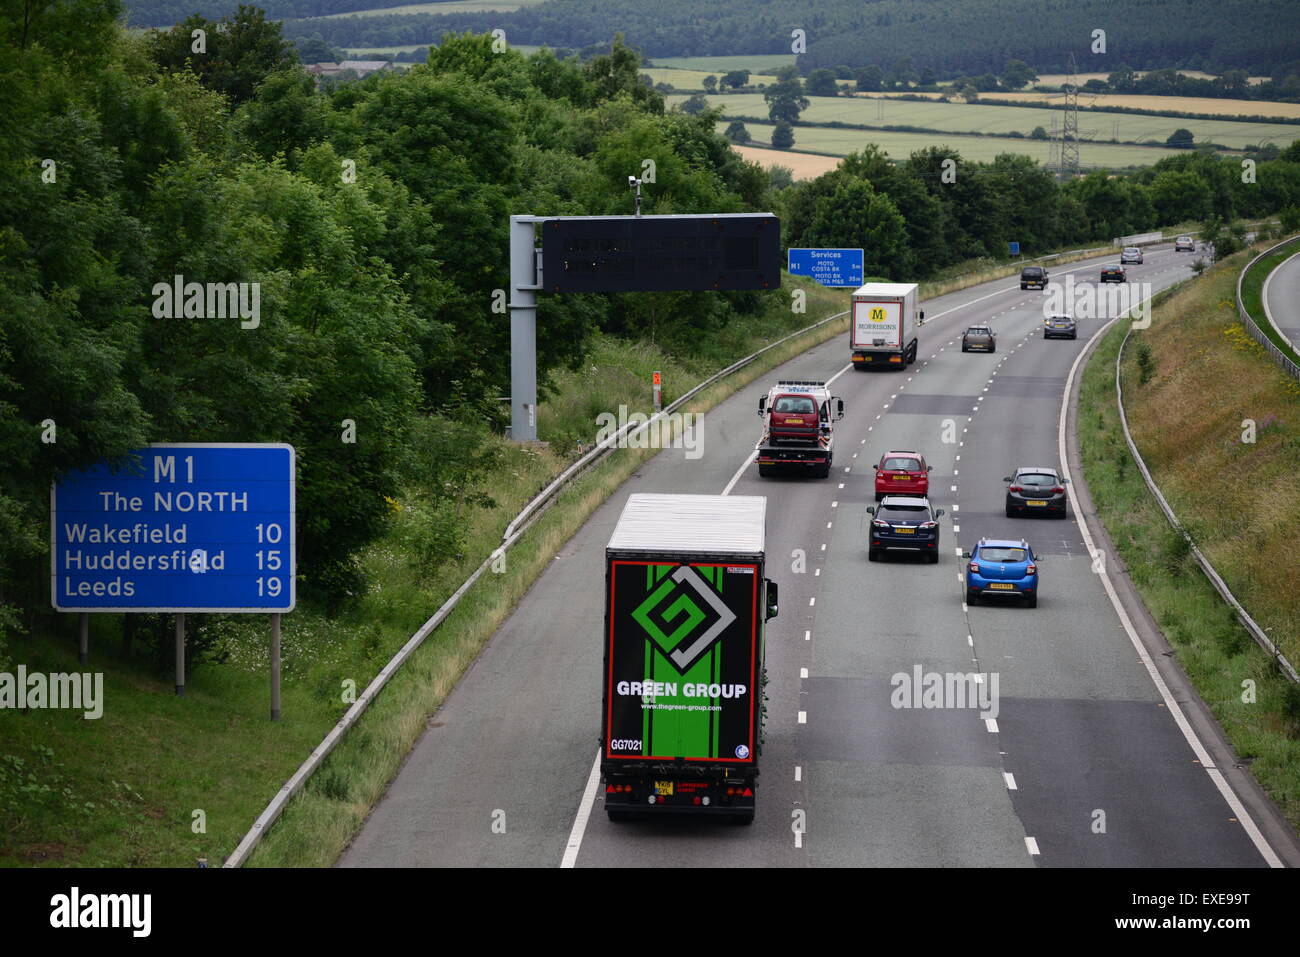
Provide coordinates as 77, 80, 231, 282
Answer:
755, 380, 844, 478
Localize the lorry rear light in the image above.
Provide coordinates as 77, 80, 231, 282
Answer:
743, 787, 753, 797
693, 797, 701, 805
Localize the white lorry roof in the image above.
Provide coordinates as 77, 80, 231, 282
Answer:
608, 493, 766, 556
852, 282, 917, 298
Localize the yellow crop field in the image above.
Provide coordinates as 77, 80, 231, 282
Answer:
730, 145, 842, 180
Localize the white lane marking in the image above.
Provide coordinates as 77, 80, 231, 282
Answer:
820, 544, 826, 551
831, 501, 838, 508
967, 634, 974, 645
1056, 289, 1284, 868
1004, 772, 1018, 790
986, 718, 999, 733
809, 596, 816, 606
814, 568, 821, 576
826, 522, 832, 529
953, 524, 960, 533
795, 765, 802, 782
953, 504, 959, 511
720, 449, 755, 496
1025, 837, 1040, 856
795, 830, 803, 849
951, 485, 957, 491
800, 667, 809, 679
804, 630, 811, 641
560, 747, 603, 869
824, 363, 854, 387
798, 711, 807, 724
838, 483, 845, 489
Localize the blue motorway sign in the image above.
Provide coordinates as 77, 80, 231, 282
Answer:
787, 248, 864, 287
52, 444, 295, 613
1008, 241, 1021, 256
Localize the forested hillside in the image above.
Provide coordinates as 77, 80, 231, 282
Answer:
128, 0, 1300, 81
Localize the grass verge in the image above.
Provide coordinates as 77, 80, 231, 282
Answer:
1239, 237, 1300, 363
1077, 245, 1300, 831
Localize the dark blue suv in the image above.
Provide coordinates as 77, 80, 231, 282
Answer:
866, 496, 944, 562
965, 538, 1040, 607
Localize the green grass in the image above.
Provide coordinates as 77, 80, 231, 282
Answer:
1240, 240, 1300, 365
678, 93, 1300, 150
649, 54, 797, 73
716, 120, 1184, 167
1077, 250, 1300, 831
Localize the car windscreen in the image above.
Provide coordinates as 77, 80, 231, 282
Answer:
979, 547, 1026, 562
878, 505, 929, 522
1021, 267, 1043, 277
883, 457, 921, 471
1045, 316, 1073, 323
1017, 473, 1058, 487
774, 396, 815, 414
966, 327, 990, 335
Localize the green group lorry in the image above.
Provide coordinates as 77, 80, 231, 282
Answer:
601, 493, 779, 824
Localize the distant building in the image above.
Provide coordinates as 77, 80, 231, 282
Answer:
306, 60, 394, 83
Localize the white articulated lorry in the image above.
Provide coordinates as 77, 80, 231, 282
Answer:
850, 282, 922, 370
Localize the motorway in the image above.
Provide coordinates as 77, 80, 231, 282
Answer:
1264, 248, 1300, 352
339, 244, 1299, 868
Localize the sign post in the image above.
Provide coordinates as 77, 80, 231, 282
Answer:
52, 443, 295, 715
652, 371, 662, 412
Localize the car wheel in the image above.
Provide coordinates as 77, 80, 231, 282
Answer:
1025, 594, 1038, 609
815, 463, 830, 479
961, 344, 968, 352
928, 551, 939, 564
758, 465, 773, 477
1005, 506, 1015, 518
968, 592, 980, 606
989, 345, 996, 352
1020, 284, 1027, 290
868, 549, 880, 562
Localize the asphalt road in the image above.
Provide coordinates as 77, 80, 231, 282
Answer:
1263, 249, 1300, 352
339, 245, 1298, 868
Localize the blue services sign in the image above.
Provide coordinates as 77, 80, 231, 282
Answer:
1008, 241, 1021, 256
52, 444, 295, 613
787, 248, 864, 287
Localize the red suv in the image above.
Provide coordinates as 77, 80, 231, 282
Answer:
874, 451, 931, 501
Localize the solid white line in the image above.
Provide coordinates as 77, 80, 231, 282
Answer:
1057, 292, 1284, 868
986, 719, 999, 733
560, 747, 603, 868
1004, 772, 1017, 790
1025, 836, 1040, 856
824, 363, 854, 387
720, 448, 755, 496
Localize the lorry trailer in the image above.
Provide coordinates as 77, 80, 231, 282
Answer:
602, 493, 779, 824
850, 282, 922, 369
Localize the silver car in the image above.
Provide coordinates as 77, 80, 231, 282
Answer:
1120, 246, 1143, 264
1043, 314, 1077, 340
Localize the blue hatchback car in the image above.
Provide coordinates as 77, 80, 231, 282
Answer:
965, 538, 1039, 608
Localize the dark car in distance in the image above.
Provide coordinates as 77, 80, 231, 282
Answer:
866, 496, 945, 562
962, 325, 996, 352
1100, 264, 1127, 283
1020, 265, 1048, 290
1004, 466, 1070, 517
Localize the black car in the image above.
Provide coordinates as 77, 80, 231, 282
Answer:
866, 495, 945, 562
1100, 264, 1126, 283
1043, 314, 1077, 340
1020, 265, 1048, 290
1003, 466, 1070, 517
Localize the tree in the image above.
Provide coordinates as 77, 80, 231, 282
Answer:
764, 67, 809, 124
771, 120, 795, 149
807, 69, 839, 97
1030, 126, 1047, 140
702, 75, 717, 94
724, 120, 751, 144
680, 93, 709, 115
146, 5, 297, 105
919, 67, 936, 88
721, 69, 750, 90
1108, 65, 1138, 92
1001, 59, 1037, 90
768, 165, 794, 190
855, 65, 883, 92
293, 35, 342, 65
1166, 128, 1196, 148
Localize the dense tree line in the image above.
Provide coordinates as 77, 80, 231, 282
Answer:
211, 0, 1300, 82
776, 142, 1300, 280
0, 4, 773, 657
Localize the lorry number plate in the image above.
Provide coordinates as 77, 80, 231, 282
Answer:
654, 781, 674, 796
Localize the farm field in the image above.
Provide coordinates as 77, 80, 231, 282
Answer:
868, 89, 1300, 120
649, 54, 797, 73
675, 93, 1300, 148
642, 68, 779, 89
317, 0, 541, 18
731, 145, 841, 180
343, 44, 542, 57
1035, 70, 1270, 86
718, 120, 1186, 167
